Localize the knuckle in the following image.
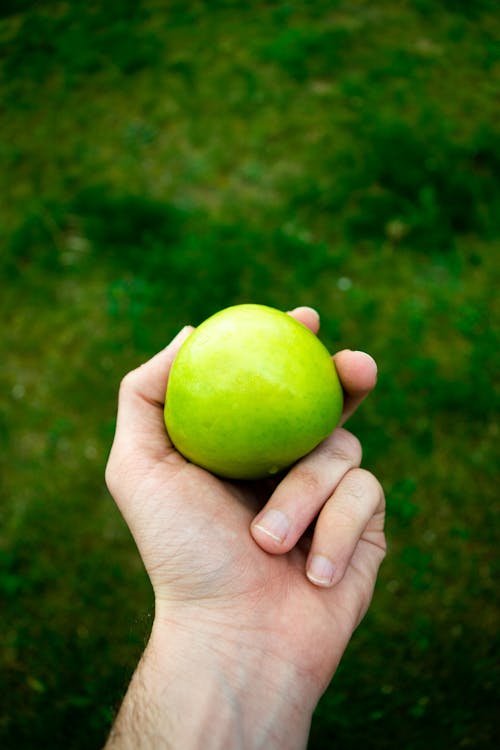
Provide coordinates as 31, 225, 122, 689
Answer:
344, 468, 385, 508
294, 465, 321, 494
322, 429, 362, 466
362, 470, 385, 509
118, 369, 138, 397
341, 470, 368, 501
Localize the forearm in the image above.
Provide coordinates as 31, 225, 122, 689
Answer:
105, 613, 315, 750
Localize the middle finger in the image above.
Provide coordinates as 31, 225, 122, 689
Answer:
250, 428, 362, 553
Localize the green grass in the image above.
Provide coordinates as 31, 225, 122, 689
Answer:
1, 1, 499, 748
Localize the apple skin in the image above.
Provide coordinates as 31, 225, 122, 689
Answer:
164, 304, 343, 480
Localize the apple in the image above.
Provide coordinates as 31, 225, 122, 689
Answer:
164, 304, 343, 480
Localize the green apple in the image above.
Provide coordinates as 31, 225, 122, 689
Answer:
164, 304, 343, 480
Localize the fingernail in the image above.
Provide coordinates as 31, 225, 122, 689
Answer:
307, 555, 336, 586
252, 509, 290, 544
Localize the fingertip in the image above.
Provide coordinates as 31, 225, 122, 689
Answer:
306, 553, 337, 588
250, 509, 291, 553
287, 306, 320, 334
352, 351, 378, 381
289, 305, 320, 321
165, 325, 195, 351
334, 349, 378, 393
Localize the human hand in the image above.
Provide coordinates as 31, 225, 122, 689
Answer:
105, 307, 386, 750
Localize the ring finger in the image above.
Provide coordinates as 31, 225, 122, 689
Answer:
305, 467, 385, 588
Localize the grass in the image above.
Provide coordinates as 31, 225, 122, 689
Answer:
1, 1, 499, 748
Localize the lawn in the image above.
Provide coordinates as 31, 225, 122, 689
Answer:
1, 1, 499, 748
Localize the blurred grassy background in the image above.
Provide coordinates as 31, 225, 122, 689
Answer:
1, 1, 499, 748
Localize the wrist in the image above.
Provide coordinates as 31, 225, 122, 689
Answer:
142, 604, 316, 750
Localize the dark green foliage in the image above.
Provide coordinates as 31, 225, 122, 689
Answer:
260, 25, 350, 81
73, 186, 185, 267
6, 206, 65, 272
290, 118, 500, 251
1, 2, 160, 86
1, 1, 499, 748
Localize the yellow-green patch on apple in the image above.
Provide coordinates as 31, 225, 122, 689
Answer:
164, 304, 343, 480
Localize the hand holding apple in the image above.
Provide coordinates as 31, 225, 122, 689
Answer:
104, 306, 385, 750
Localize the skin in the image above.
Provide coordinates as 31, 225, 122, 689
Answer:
104, 306, 386, 750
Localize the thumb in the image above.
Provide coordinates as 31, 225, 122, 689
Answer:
108, 326, 194, 469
